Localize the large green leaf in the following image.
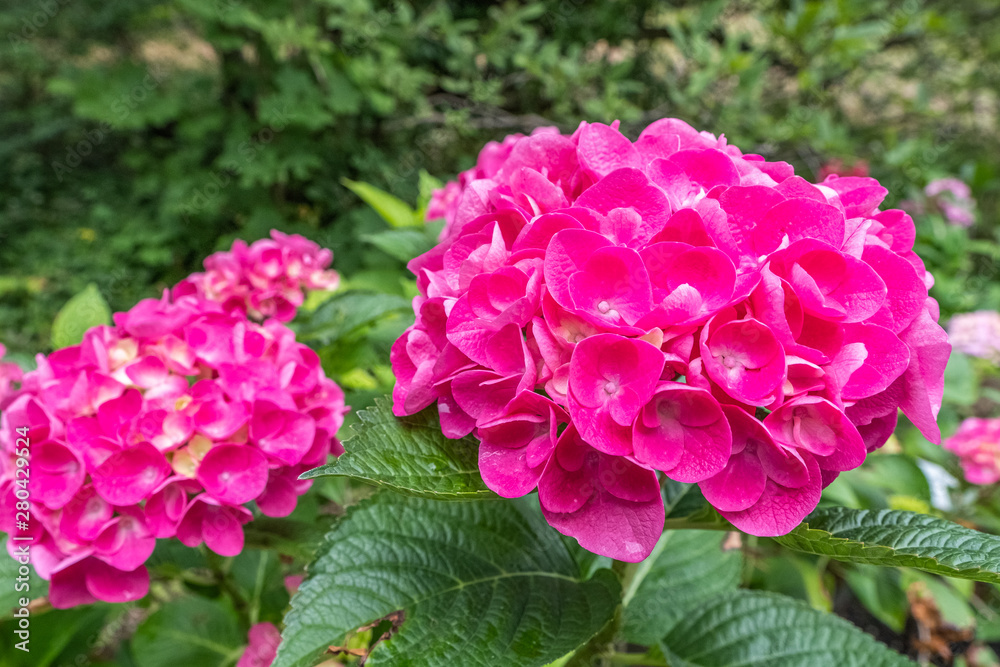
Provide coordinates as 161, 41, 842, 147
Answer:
273, 492, 621, 667
293, 290, 412, 346
1, 606, 110, 667
50, 283, 111, 349
242, 516, 333, 560
776, 507, 1000, 584
342, 178, 419, 228
301, 397, 493, 500
363, 229, 436, 263
132, 596, 245, 667
622, 530, 742, 645
659, 590, 915, 666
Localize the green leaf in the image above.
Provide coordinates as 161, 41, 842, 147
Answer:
0, 533, 48, 619
843, 454, 931, 508
362, 229, 435, 263
842, 565, 908, 633
943, 351, 977, 406
293, 290, 411, 346
50, 283, 111, 349
1, 605, 110, 667
776, 507, 1000, 584
274, 492, 621, 667
342, 178, 419, 228
659, 590, 914, 666
243, 516, 332, 560
301, 397, 493, 500
132, 596, 245, 667
662, 480, 712, 520
623, 530, 742, 644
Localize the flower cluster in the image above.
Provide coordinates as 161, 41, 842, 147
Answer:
948, 310, 1000, 365
173, 230, 340, 322
395, 119, 950, 561
925, 177, 976, 227
944, 418, 1000, 485
1, 239, 346, 608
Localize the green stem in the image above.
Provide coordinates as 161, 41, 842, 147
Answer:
607, 651, 670, 666
622, 532, 672, 606
612, 560, 640, 602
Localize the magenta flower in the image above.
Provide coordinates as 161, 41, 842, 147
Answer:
537, 425, 664, 562
568, 334, 664, 455
944, 418, 1000, 485
173, 230, 339, 322
0, 235, 347, 608
396, 118, 949, 561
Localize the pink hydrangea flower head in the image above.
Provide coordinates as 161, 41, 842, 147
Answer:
948, 311, 1000, 364
397, 117, 949, 559
174, 229, 340, 322
1, 238, 347, 608
944, 418, 1000, 485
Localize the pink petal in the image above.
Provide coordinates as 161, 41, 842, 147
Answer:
255, 468, 303, 517
701, 315, 786, 404
92, 442, 171, 506
568, 246, 654, 326
719, 454, 822, 536
765, 397, 866, 472
753, 198, 845, 255
771, 240, 887, 323
250, 400, 316, 465
633, 384, 732, 481
31, 440, 85, 509
60, 486, 114, 542
700, 449, 766, 512
540, 469, 663, 563
573, 168, 673, 245
93, 514, 156, 571
893, 304, 951, 443
197, 444, 269, 505
202, 504, 248, 557
577, 122, 642, 179
862, 244, 927, 333
85, 560, 150, 603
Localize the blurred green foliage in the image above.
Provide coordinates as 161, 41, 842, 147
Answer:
1, 0, 998, 355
